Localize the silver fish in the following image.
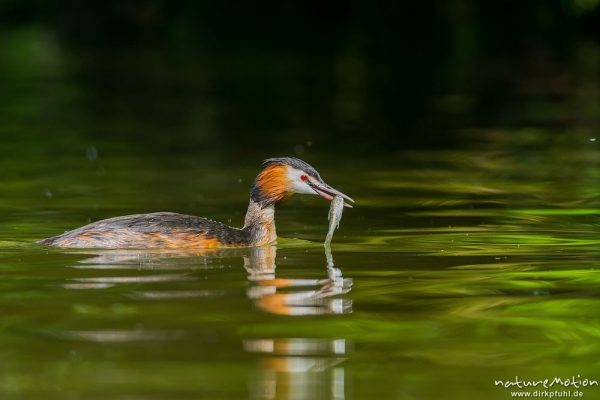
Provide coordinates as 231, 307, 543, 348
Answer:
325, 195, 345, 245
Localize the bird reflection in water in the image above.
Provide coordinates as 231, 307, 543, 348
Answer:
243, 245, 351, 399
245, 337, 349, 400
66, 244, 352, 399
68, 244, 353, 317
244, 245, 352, 316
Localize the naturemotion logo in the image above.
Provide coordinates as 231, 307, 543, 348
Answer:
494, 375, 598, 390
494, 375, 598, 398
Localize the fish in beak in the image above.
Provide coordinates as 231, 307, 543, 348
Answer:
307, 181, 354, 208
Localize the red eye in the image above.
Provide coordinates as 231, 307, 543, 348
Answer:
301, 175, 308, 182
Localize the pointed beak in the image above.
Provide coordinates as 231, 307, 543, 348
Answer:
308, 181, 354, 208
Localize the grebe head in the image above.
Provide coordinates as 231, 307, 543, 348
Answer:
250, 157, 354, 208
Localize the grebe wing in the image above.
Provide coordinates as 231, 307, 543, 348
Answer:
37, 212, 247, 248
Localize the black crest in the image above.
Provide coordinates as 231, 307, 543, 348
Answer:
261, 157, 323, 181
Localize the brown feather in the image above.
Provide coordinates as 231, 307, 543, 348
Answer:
255, 164, 292, 204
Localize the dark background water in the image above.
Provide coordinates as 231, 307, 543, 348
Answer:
1, 1, 600, 399
3, 0, 599, 154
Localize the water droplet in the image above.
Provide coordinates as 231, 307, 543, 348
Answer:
86, 146, 98, 161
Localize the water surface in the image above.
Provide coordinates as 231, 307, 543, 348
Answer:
1, 131, 599, 399
1, 18, 600, 398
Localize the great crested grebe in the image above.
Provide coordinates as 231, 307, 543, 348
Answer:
37, 157, 353, 249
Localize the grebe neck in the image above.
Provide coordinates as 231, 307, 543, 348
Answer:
242, 200, 277, 246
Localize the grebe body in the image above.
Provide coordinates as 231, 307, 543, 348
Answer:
37, 158, 352, 249
37, 212, 253, 248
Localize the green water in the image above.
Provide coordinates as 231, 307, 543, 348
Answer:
1, 132, 599, 399
2, 18, 600, 399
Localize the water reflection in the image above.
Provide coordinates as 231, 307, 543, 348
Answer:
245, 338, 349, 400
55, 329, 187, 343
62, 245, 353, 398
65, 244, 353, 317
244, 246, 352, 316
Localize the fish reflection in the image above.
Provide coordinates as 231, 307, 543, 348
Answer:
245, 338, 349, 400
64, 244, 352, 317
